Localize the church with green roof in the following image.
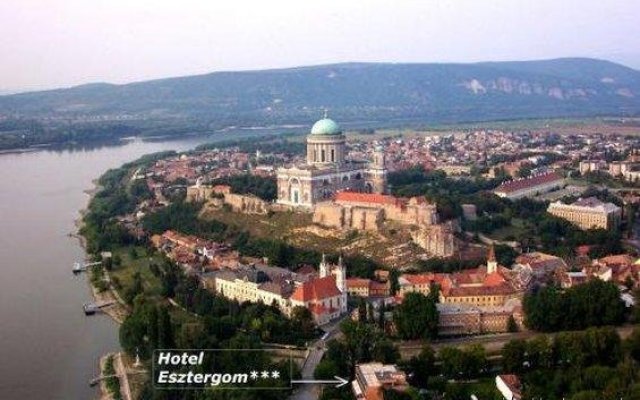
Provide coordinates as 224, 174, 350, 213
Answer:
276, 114, 387, 208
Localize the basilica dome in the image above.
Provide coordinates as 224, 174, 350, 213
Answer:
310, 118, 342, 136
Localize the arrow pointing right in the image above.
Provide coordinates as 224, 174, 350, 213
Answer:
291, 376, 349, 388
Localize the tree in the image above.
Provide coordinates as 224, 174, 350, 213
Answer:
157, 306, 174, 349
291, 306, 315, 339
502, 339, 527, 373
495, 244, 518, 267
405, 345, 435, 388
523, 280, 626, 332
371, 338, 400, 364
440, 345, 487, 379
146, 305, 159, 349
103, 257, 113, 271
627, 328, 640, 362
367, 303, 375, 324
340, 319, 377, 372
124, 271, 144, 304
377, 304, 386, 331
358, 298, 367, 322
507, 315, 518, 332
314, 359, 340, 380
393, 292, 439, 340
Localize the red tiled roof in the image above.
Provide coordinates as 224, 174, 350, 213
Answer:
446, 282, 516, 297
308, 303, 337, 316
335, 191, 402, 206
484, 271, 507, 286
495, 172, 563, 194
290, 276, 341, 302
370, 281, 389, 291
516, 252, 567, 271
403, 273, 449, 286
347, 278, 371, 288
452, 267, 487, 286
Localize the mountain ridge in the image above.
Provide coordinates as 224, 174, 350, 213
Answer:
1, 57, 639, 126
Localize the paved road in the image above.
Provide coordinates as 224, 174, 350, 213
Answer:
290, 318, 346, 400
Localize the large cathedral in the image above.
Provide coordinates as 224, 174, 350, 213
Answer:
276, 115, 387, 208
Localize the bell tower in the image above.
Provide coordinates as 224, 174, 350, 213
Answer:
487, 245, 498, 274
368, 145, 387, 193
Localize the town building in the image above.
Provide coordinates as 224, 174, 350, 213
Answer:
346, 278, 391, 298
513, 251, 568, 284
397, 273, 449, 299
579, 160, 607, 175
394, 247, 525, 336
440, 247, 523, 307
213, 255, 348, 325
276, 115, 387, 208
352, 363, 408, 400
547, 197, 622, 230
609, 161, 631, 176
437, 303, 522, 336
493, 172, 565, 200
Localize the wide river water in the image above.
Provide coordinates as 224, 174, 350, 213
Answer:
0, 131, 282, 399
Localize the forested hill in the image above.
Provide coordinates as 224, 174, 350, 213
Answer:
1, 58, 640, 126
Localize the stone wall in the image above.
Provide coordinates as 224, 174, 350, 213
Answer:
411, 224, 457, 257
313, 195, 437, 232
382, 198, 437, 226
312, 203, 383, 231
186, 185, 214, 202
224, 193, 269, 215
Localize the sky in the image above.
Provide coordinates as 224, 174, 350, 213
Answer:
0, 0, 639, 92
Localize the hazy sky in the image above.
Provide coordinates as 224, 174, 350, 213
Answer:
1, 0, 639, 91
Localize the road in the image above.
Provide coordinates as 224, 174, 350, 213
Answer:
290, 317, 346, 400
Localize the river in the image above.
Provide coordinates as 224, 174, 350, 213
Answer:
0, 131, 284, 399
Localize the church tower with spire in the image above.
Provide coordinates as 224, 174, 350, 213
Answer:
319, 253, 329, 277
487, 244, 498, 274
334, 255, 347, 294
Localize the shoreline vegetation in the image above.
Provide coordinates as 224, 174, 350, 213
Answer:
75, 179, 132, 398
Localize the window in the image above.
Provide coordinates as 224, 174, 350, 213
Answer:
331, 149, 335, 162
321, 149, 325, 162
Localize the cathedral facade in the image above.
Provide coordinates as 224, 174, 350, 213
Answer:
276, 116, 387, 208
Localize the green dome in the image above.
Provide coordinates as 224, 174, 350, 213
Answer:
310, 118, 342, 135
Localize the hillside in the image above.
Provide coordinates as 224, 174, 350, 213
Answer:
1, 58, 639, 127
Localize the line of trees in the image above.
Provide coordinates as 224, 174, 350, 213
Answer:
501, 327, 640, 400
523, 279, 626, 332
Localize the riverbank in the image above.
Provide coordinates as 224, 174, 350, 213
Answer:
76, 178, 133, 399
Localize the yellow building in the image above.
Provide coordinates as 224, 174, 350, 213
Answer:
547, 197, 622, 230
